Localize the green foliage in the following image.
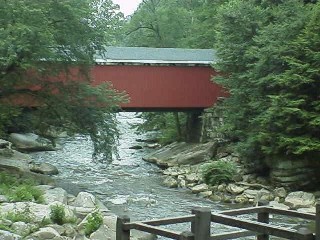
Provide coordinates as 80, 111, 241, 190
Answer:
0, 173, 44, 203
84, 211, 103, 237
0, 224, 12, 232
201, 160, 237, 186
50, 204, 66, 225
212, 0, 320, 168
135, 112, 188, 144
0, 0, 126, 160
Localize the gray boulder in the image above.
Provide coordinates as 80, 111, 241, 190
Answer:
71, 192, 96, 208
9, 133, 55, 152
30, 162, 59, 175
191, 183, 209, 193
43, 187, 68, 204
30, 227, 61, 239
226, 184, 247, 195
143, 142, 216, 167
0, 230, 22, 240
163, 177, 178, 188
284, 191, 315, 209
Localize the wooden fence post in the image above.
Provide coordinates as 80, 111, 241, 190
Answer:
116, 215, 130, 240
180, 231, 194, 240
257, 200, 269, 240
191, 207, 211, 240
316, 201, 320, 240
297, 227, 315, 240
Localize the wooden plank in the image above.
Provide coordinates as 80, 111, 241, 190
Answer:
211, 213, 303, 239
128, 223, 181, 239
211, 230, 256, 240
219, 206, 267, 216
139, 215, 195, 226
265, 207, 315, 220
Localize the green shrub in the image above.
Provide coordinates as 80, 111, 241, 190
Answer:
201, 160, 237, 186
50, 204, 66, 225
0, 224, 12, 232
0, 173, 44, 203
84, 211, 103, 237
7, 185, 44, 203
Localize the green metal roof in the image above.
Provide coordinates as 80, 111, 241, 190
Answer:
96, 47, 216, 65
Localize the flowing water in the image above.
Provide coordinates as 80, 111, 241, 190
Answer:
31, 112, 308, 239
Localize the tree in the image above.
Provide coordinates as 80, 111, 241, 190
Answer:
123, 0, 196, 48
214, 0, 318, 168
0, 0, 126, 160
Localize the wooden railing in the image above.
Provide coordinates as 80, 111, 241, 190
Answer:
116, 201, 320, 240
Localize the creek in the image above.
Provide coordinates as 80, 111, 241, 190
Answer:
31, 113, 305, 239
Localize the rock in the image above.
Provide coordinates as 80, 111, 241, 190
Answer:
226, 184, 246, 195
284, 191, 315, 209
210, 194, 222, 202
72, 192, 96, 208
178, 179, 186, 188
242, 189, 273, 203
191, 183, 209, 193
146, 143, 161, 149
47, 224, 65, 235
36, 185, 55, 191
234, 195, 249, 204
163, 177, 178, 188
199, 191, 212, 198
30, 162, 59, 175
31, 227, 61, 239
71, 206, 96, 219
43, 187, 68, 204
217, 184, 226, 192
273, 187, 287, 198
11, 222, 33, 236
143, 142, 216, 167
9, 133, 55, 152
185, 173, 199, 183
0, 195, 8, 203
129, 145, 143, 150
63, 224, 77, 237
0, 139, 11, 148
297, 207, 316, 214
0, 202, 51, 223
89, 215, 156, 240
0, 230, 22, 240
269, 201, 290, 210
0, 202, 75, 224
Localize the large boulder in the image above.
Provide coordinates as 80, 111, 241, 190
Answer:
43, 187, 68, 204
0, 202, 76, 223
143, 142, 216, 167
71, 192, 96, 208
0, 230, 22, 240
9, 133, 55, 152
284, 191, 315, 209
29, 162, 59, 175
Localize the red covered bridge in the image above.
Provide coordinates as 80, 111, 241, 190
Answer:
93, 47, 226, 111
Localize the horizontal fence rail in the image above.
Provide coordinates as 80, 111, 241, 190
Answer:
116, 201, 320, 240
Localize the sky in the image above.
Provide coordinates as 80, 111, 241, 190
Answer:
113, 0, 142, 16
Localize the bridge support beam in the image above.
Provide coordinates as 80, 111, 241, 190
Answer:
186, 111, 203, 143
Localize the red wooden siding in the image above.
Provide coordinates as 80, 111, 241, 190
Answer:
92, 65, 226, 110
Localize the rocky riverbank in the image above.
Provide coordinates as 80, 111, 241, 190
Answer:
0, 136, 154, 240
142, 141, 319, 214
